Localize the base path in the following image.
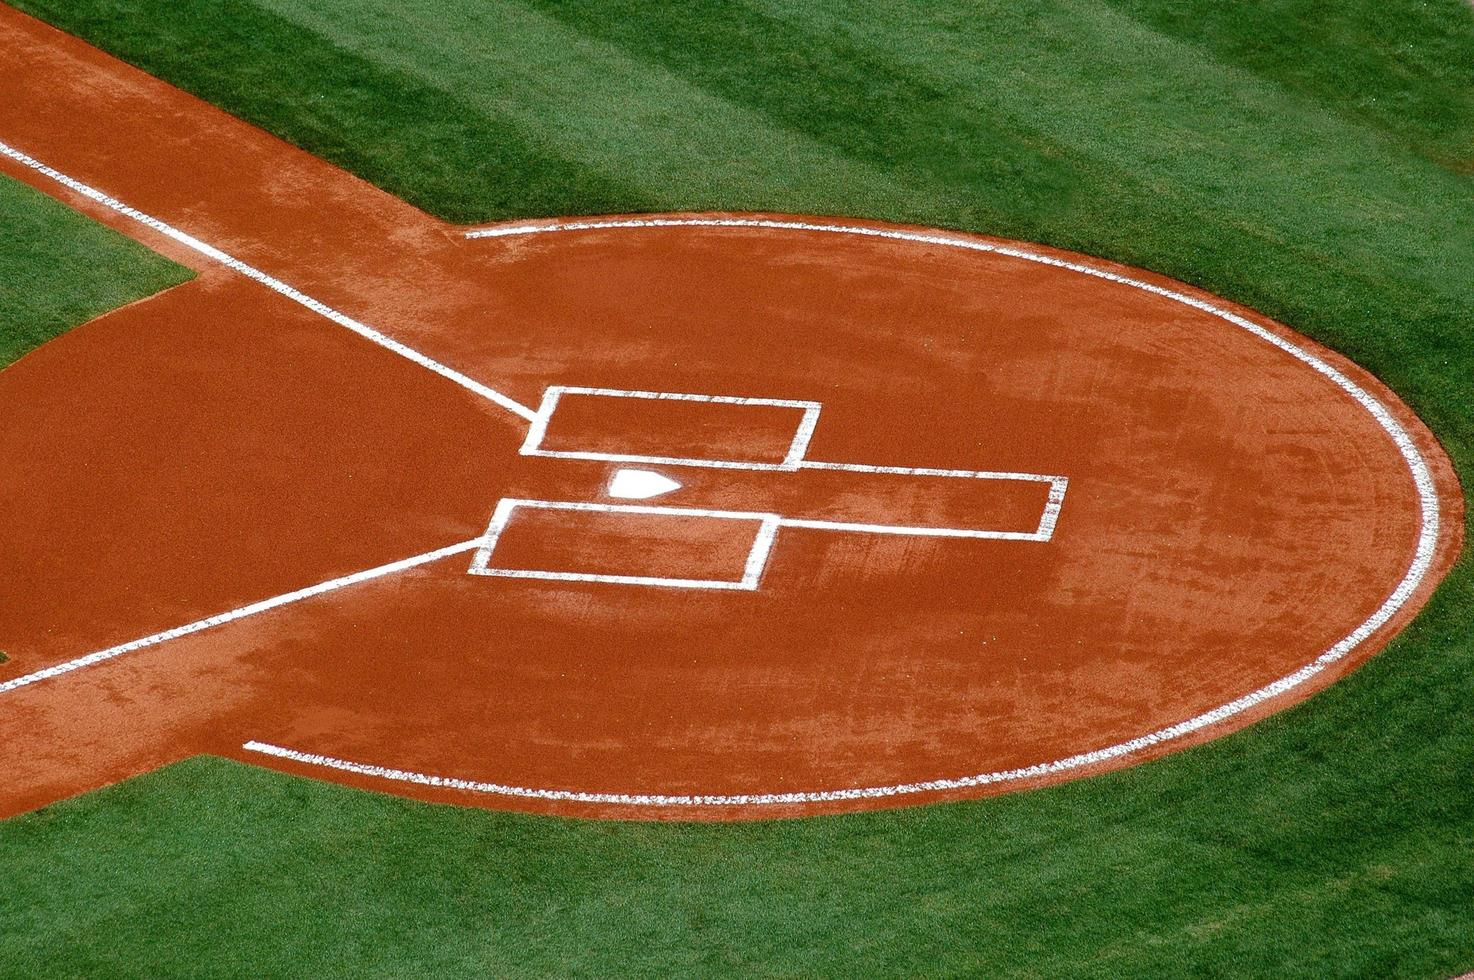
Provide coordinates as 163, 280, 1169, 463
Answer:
0, 6, 1462, 820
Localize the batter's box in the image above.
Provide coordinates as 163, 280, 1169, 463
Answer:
469, 498, 781, 591
520, 386, 822, 471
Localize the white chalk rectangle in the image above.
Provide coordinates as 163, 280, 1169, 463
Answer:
468, 498, 780, 590
520, 386, 822, 471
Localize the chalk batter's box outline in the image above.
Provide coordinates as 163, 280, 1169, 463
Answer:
519, 386, 823, 471
468, 498, 780, 591
479, 385, 1070, 590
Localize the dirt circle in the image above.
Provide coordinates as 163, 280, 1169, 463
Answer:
2, 214, 1462, 820
244, 216, 1463, 817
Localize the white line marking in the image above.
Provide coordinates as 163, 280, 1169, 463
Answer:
792, 467, 1071, 541
785, 404, 823, 467
1036, 477, 1069, 539
745, 516, 782, 586
779, 518, 1047, 540
795, 460, 1059, 481
468, 497, 521, 576
230, 215, 1444, 806
518, 388, 558, 454
467, 224, 575, 238
468, 498, 779, 590
0, 139, 538, 423
467, 567, 759, 591
0, 540, 483, 696
529, 450, 805, 471
551, 386, 820, 408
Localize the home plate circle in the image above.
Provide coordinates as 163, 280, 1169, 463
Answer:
5, 210, 1461, 820
221, 215, 1461, 818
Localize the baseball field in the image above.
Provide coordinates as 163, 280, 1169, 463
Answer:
1, 0, 1472, 974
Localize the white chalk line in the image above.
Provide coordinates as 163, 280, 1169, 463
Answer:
785, 404, 824, 467
0, 540, 484, 696
230, 216, 1446, 807
0, 139, 539, 423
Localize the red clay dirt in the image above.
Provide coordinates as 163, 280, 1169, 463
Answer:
0, 5, 1463, 820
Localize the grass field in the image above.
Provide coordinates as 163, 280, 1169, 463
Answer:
2, 0, 1473, 974
0, 175, 190, 365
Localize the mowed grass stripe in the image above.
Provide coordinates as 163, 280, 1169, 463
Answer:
8, 0, 642, 221
713, 0, 1474, 298
520, 0, 1088, 230
1097, 0, 1474, 166
0, 0, 1471, 975
247, 0, 927, 218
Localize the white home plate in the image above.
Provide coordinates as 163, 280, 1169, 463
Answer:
608, 468, 683, 500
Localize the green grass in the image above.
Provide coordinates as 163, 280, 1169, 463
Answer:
2, 0, 1473, 974
0, 175, 191, 365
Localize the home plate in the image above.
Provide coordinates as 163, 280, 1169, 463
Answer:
608, 468, 682, 500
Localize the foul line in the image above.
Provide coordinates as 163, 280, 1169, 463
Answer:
0, 540, 484, 697
0, 139, 539, 423
226, 215, 1446, 808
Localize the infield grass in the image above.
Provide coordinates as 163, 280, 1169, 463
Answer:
0, 174, 190, 365
2, 0, 1473, 975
